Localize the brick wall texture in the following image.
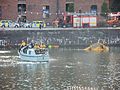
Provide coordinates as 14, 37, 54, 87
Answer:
0, 0, 110, 23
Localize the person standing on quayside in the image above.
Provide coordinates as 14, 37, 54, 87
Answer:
39, 23, 42, 29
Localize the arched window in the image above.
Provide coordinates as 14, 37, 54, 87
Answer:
42, 5, 50, 18
90, 5, 97, 13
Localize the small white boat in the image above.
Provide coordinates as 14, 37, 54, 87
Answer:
18, 46, 49, 62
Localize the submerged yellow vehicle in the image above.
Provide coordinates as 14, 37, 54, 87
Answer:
84, 43, 109, 52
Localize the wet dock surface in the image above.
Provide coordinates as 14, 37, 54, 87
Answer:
0, 47, 120, 90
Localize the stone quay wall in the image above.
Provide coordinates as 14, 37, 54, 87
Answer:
0, 28, 120, 48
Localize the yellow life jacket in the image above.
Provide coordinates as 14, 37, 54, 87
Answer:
21, 42, 26, 46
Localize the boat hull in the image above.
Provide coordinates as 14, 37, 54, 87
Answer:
18, 46, 49, 62
18, 52, 49, 62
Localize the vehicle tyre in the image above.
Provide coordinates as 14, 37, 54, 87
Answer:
15, 25, 18, 28
63, 25, 66, 28
113, 25, 116, 28
28, 26, 30, 28
1, 25, 5, 28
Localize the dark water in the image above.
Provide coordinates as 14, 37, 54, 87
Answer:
0, 47, 120, 90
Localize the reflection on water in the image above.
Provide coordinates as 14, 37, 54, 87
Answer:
0, 47, 120, 90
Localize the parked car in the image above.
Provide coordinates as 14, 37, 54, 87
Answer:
23, 21, 32, 28
0, 20, 13, 27
12, 22, 20, 28
32, 21, 46, 28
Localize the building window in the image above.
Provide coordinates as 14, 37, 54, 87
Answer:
18, 4, 26, 14
42, 5, 50, 18
90, 5, 97, 13
21, 16, 26, 22
66, 3, 74, 12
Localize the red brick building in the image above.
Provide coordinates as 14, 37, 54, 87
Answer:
0, 0, 18, 20
0, 0, 110, 23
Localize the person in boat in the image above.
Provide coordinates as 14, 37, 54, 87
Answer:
34, 43, 39, 49
19, 40, 27, 52
20, 40, 26, 48
28, 42, 34, 48
39, 43, 46, 48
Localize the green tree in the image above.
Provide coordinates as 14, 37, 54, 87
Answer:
101, 0, 108, 17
